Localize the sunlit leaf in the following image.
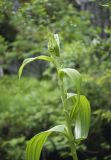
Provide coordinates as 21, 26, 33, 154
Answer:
67, 93, 91, 141
58, 68, 82, 93
18, 55, 52, 79
67, 93, 79, 119
26, 125, 66, 160
59, 68, 82, 113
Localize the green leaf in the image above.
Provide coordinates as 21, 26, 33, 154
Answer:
58, 68, 82, 93
26, 125, 66, 160
67, 93, 79, 119
75, 95, 91, 141
67, 93, 91, 141
59, 68, 82, 114
18, 55, 52, 79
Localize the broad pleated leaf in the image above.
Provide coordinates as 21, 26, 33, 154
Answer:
67, 93, 91, 141
26, 125, 66, 160
59, 68, 82, 114
58, 68, 82, 93
19, 55, 52, 79
67, 93, 79, 119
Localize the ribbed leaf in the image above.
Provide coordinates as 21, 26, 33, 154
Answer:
67, 93, 91, 141
26, 125, 66, 160
67, 93, 79, 119
58, 68, 82, 93
59, 68, 82, 115
18, 55, 52, 79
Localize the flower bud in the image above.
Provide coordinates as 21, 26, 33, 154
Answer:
48, 34, 60, 57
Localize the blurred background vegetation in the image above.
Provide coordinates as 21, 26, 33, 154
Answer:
0, 0, 111, 160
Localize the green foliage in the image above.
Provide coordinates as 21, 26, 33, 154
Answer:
26, 125, 66, 160
67, 94, 91, 141
0, 76, 62, 160
19, 34, 91, 160
58, 68, 82, 94
0, 0, 111, 160
0, 0, 99, 72
18, 55, 52, 78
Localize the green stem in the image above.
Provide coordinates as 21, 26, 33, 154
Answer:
59, 77, 78, 160
52, 56, 78, 160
